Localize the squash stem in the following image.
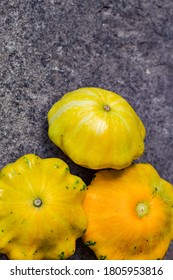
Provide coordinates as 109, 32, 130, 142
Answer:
135, 201, 149, 218
33, 198, 42, 208
103, 105, 111, 112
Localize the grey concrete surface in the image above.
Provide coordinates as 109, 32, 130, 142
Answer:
0, 0, 173, 260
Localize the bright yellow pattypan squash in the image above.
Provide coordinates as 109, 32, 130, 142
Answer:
48, 87, 146, 170
83, 163, 173, 260
0, 154, 87, 260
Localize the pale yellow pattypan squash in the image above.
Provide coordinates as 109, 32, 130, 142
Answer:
0, 154, 87, 260
83, 163, 173, 260
48, 87, 146, 170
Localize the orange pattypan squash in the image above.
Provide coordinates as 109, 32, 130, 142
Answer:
48, 87, 146, 170
0, 154, 87, 260
83, 163, 173, 260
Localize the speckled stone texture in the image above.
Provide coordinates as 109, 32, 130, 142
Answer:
0, 0, 173, 260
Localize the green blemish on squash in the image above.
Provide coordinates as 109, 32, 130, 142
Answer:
84, 240, 96, 246
0, 172, 5, 178
99, 255, 107, 260
73, 179, 80, 189
152, 187, 159, 196
33, 250, 37, 255
58, 251, 65, 260
65, 167, 70, 172
54, 164, 59, 168
23, 156, 30, 166
80, 184, 87, 191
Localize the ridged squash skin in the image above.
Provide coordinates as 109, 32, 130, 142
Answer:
48, 87, 146, 170
83, 164, 173, 260
0, 154, 87, 260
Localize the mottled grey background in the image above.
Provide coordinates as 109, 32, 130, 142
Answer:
0, 0, 173, 260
